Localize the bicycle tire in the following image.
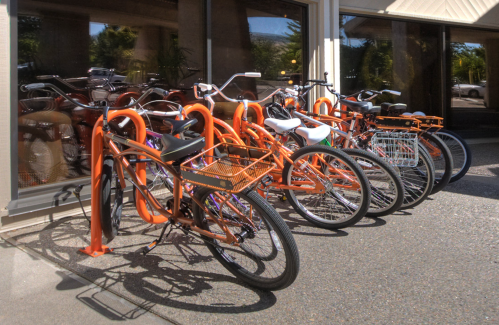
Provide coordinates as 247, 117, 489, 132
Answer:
101, 156, 124, 241
192, 187, 300, 291
420, 133, 453, 195
397, 143, 435, 209
434, 129, 472, 183
282, 145, 371, 229
341, 148, 404, 217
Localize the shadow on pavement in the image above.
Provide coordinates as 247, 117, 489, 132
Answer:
9, 215, 279, 319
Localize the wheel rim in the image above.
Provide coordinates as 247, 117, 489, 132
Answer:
435, 132, 467, 178
350, 155, 400, 214
202, 191, 287, 281
286, 152, 365, 224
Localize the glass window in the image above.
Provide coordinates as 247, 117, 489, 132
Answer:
17, 0, 205, 189
211, 0, 306, 122
448, 27, 499, 138
340, 15, 442, 116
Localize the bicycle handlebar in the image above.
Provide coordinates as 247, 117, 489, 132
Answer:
21, 82, 169, 110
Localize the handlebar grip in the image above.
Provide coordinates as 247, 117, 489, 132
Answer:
153, 88, 169, 97
384, 90, 401, 96
285, 88, 298, 96
21, 83, 46, 92
308, 79, 325, 83
198, 83, 212, 92
322, 83, 334, 87
245, 72, 261, 78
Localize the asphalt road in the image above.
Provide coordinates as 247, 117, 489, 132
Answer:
3, 143, 499, 324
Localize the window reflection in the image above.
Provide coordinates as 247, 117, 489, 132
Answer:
448, 28, 499, 137
17, 0, 204, 188
340, 15, 442, 115
212, 0, 305, 122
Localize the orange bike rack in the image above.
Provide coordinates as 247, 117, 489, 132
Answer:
80, 109, 167, 257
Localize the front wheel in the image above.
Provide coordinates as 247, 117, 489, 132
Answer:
192, 187, 300, 291
341, 148, 404, 217
282, 145, 371, 229
101, 156, 124, 241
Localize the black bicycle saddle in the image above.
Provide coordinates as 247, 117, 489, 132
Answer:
160, 134, 205, 162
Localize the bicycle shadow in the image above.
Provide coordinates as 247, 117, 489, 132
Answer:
8, 215, 278, 319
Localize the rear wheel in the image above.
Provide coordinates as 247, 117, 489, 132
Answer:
101, 156, 124, 241
192, 187, 300, 291
282, 145, 371, 229
434, 129, 471, 183
420, 133, 453, 194
397, 143, 435, 209
342, 148, 404, 217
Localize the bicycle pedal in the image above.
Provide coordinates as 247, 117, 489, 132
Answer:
142, 240, 158, 256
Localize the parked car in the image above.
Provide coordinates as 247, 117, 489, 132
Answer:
451, 83, 485, 98
87, 67, 126, 83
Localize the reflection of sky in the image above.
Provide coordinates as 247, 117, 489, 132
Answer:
90, 18, 298, 37
90, 22, 106, 36
248, 17, 297, 36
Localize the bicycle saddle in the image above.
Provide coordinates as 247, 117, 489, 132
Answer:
160, 134, 205, 162
264, 118, 301, 134
380, 102, 407, 112
339, 98, 373, 114
163, 118, 198, 136
295, 125, 331, 146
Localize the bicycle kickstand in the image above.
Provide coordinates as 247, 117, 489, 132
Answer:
142, 220, 173, 256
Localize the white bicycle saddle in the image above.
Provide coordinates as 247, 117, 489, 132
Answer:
264, 118, 301, 133
295, 125, 331, 146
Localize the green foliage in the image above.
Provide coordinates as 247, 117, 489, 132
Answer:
90, 25, 138, 74
280, 20, 302, 74
451, 43, 486, 84
250, 37, 281, 79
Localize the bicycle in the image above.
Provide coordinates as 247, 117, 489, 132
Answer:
21, 82, 300, 291
263, 88, 406, 216
193, 74, 372, 229
273, 80, 438, 210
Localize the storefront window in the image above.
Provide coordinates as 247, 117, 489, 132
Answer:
211, 0, 306, 121
448, 27, 499, 138
339, 15, 442, 115
17, 0, 205, 188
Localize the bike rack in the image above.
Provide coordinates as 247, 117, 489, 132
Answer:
80, 108, 168, 257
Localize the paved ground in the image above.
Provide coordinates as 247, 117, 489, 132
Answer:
2, 143, 498, 324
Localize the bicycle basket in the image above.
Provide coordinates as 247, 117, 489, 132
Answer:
371, 132, 419, 167
180, 143, 275, 193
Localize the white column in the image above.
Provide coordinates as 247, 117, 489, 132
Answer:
0, 2, 12, 213
331, 0, 340, 94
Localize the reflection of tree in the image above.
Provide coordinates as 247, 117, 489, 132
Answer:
249, 20, 302, 81
90, 25, 138, 74
451, 43, 486, 84
250, 37, 281, 79
280, 21, 302, 74
18, 16, 42, 83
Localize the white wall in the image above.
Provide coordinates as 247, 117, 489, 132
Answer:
0, 2, 12, 213
340, 0, 499, 28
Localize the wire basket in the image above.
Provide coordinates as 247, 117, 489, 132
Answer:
180, 143, 275, 193
371, 132, 419, 167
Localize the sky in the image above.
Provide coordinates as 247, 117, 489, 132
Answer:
90, 17, 297, 37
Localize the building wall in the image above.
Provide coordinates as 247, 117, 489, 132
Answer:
340, 0, 499, 28
0, 1, 12, 213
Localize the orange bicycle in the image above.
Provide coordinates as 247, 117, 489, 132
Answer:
21, 82, 300, 291
194, 77, 371, 229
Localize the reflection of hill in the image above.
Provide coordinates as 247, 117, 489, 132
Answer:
251, 32, 288, 44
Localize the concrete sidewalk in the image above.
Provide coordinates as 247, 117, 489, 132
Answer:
0, 237, 173, 325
